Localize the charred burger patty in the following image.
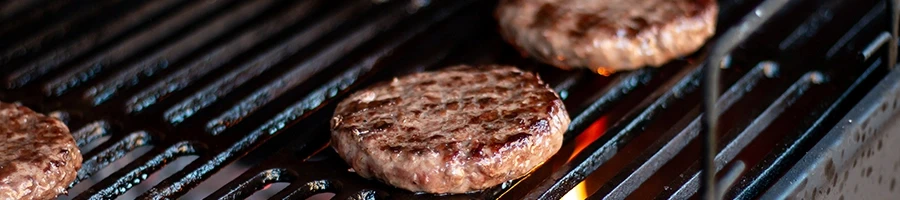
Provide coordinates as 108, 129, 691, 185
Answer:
496, 0, 718, 73
330, 65, 569, 194
0, 102, 81, 199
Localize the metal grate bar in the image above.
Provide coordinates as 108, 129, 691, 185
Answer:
525, 60, 705, 200
0, 0, 77, 46
561, 69, 655, 142
209, 168, 295, 199
777, 0, 846, 52
198, 3, 502, 198
160, 0, 393, 125
0, 0, 894, 199
670, 71, 826, 199
83, 0, 327, 106
75, 142, 197, 199
699, 0, 794, 197
498, 41, 709, 200
133, 1, 478, 198
627, 7, 888, 195
592, 61, 776, 199
0, 0, 48, 21
52, 0, 281, 99
826, 1, 888, 59
202, 0, 434, 135
0, 0, 129, 63
272, 180, 336, 200
70, 120, 111, 148
74, 131, 152, 185
734, 50, 888, 199
3, 0, 185, 89
124, 0, 368, 114
37, 0, 244, 96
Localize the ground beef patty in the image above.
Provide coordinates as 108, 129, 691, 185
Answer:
0, 102, 81, 199
330, 65, 569, 194
496, 0, 717, 74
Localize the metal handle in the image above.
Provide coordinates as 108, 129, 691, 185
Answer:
700, 0, 792, 199
889, 0, 898, 68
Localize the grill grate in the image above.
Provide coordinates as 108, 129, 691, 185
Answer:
0, 0, 895, 199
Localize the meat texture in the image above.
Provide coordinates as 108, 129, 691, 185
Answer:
496, 0, 718, 74
0, 102, 81, 200
330, 65, 569, 194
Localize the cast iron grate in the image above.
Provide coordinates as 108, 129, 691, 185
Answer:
0, 0, 895, 199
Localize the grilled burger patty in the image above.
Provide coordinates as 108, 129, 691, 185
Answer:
0, 102, 81, 199
496, 0, 717, 73
331, 65, 569, 193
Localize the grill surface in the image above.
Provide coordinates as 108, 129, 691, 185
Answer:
0, 0, 896, 199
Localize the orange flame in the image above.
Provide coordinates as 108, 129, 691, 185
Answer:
562, 116, 609, 199
568, 116, 609, 161
595, 67, 613, 76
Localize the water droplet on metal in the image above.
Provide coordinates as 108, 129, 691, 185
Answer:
760, 61, 780, 78
719, 55, 732, 69
809, 72, 826, 84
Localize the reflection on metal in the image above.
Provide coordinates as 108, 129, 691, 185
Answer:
716, 161, 746, 199
889, 0, 898, 69
699, 0, 792, 198
763, 65, 900, 199
863, 32, 891, 60
673, 71, 828, 200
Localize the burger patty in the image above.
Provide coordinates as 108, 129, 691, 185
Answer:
496, 0, 718, 74
330, 65, 569, 194
0, 102, 81, 199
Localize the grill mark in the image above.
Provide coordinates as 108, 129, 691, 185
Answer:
336, 66, 565, 163
476, 98, 499, 109
371, 121, 394, 132
447, 102, 460, 110
531, 4, 559, 29
529, 119, 550, 134
419, 80, 436, 86
570, 14, 603, 38
344, 97, 402, 116
478, 132, 533, 158
403, 127, 418, 132
465, 86, 511, 95
530, 0, 717, 40
503, 132, 531, 145
478, 111, 499, 122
